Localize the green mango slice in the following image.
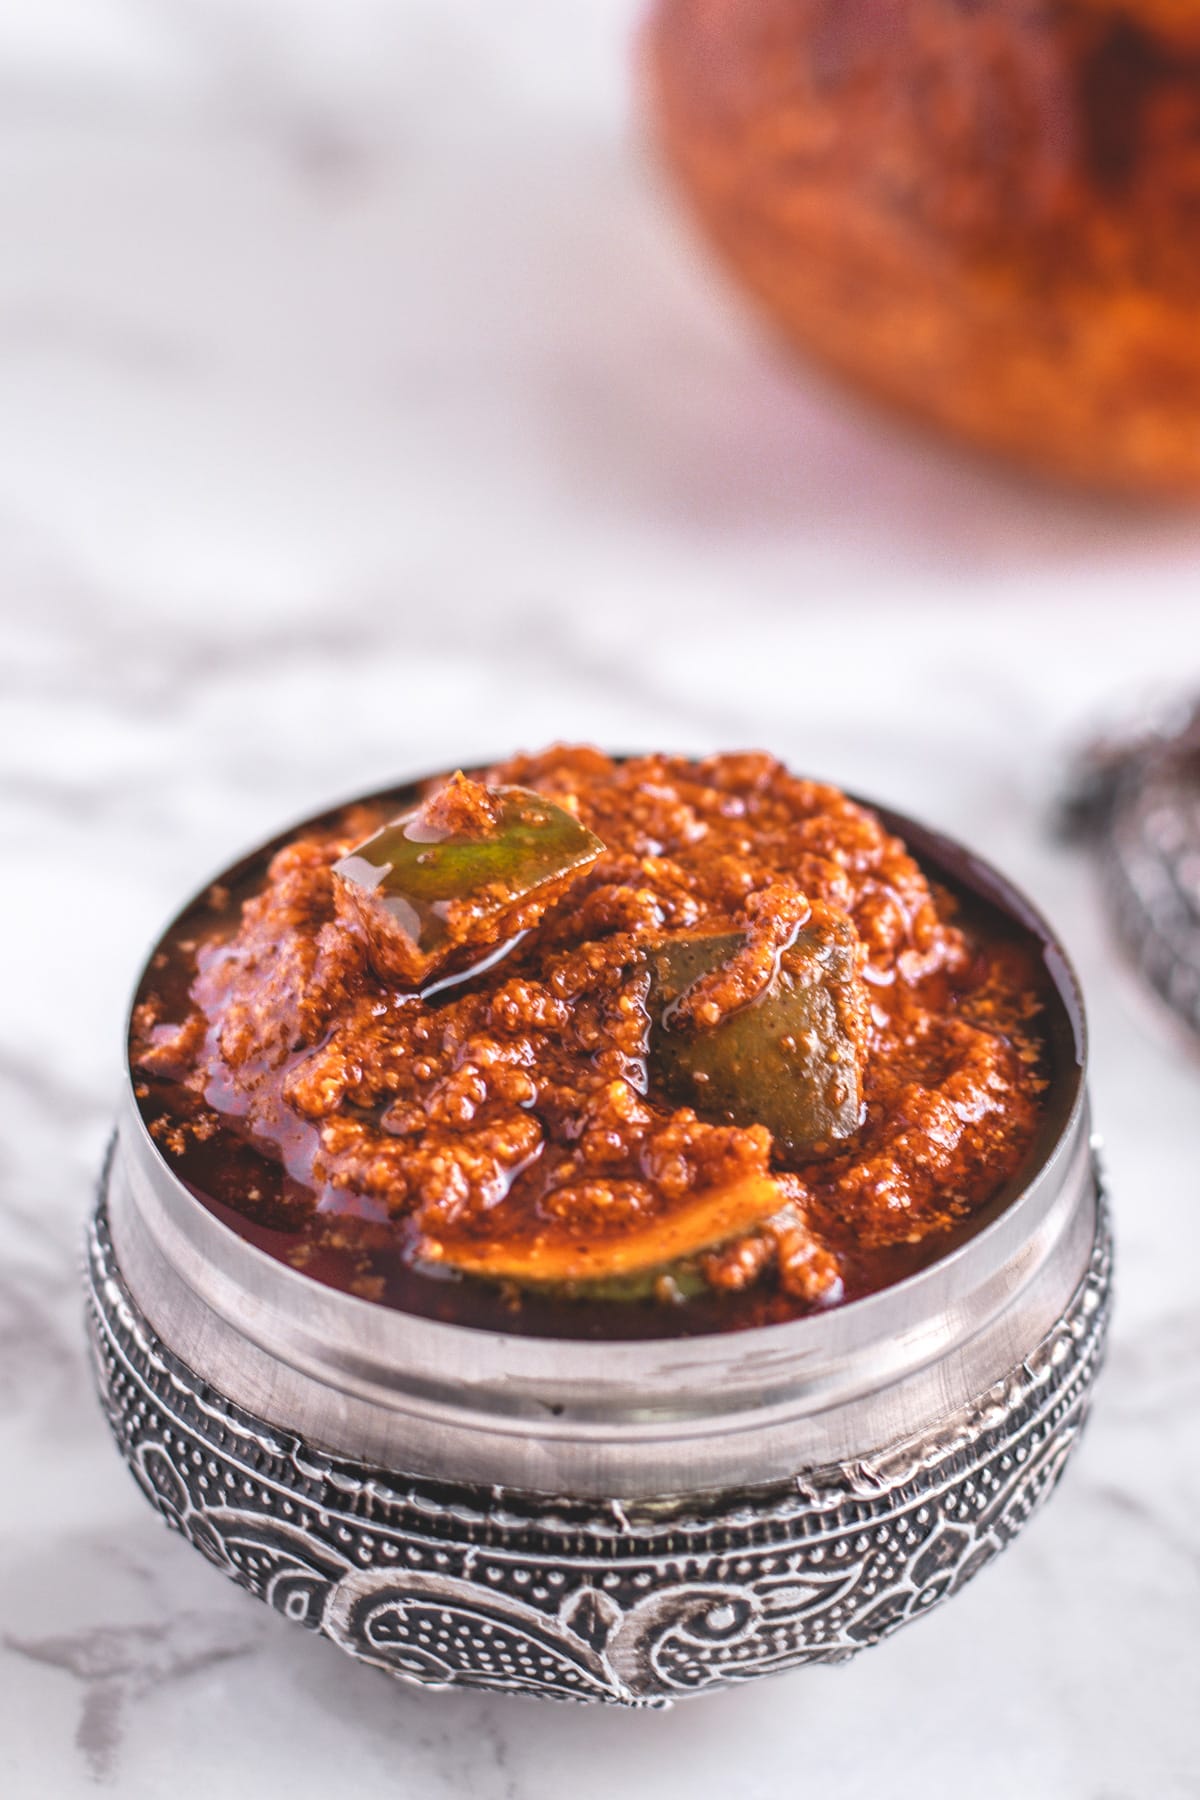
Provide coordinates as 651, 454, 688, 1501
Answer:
417, 1172, 787, 1287
333, 775, 604, 985
544, 1264, 711, 1305
645, 915, 865, 1159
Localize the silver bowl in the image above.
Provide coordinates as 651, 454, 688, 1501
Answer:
86, 785, 1111, 1705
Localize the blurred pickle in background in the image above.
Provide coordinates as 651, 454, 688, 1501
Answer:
648, 0, 1200, 496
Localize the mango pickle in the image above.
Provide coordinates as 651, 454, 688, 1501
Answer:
417, 1172, 788, 1288
644, 915, 866, 1158
134, 748, 1049, 1330
333, 773, 605, 985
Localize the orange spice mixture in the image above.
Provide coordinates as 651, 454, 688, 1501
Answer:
131, 749, 1046, 1327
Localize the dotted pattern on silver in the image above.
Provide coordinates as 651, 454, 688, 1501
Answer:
84, 1176, 1111, 1706
1105, 752, 1200, 1039
1064, 697, 1200, 1041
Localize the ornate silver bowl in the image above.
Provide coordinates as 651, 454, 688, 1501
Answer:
86, 791, 1110, 1705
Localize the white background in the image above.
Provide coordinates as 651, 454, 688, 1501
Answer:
1, 3, 1198, 1795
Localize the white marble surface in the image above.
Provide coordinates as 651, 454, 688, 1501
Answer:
2, 2, 1200, 1794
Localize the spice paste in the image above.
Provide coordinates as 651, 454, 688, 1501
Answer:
131, 749, 1053, 1337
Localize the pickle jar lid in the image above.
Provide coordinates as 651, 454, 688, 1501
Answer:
1063, 692, 1200, 1042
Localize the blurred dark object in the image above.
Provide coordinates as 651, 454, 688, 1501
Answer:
1062, 693, 1200, 1040
647, 0, 1200, 496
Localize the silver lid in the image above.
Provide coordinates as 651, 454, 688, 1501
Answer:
1063, 693, 1200, 1042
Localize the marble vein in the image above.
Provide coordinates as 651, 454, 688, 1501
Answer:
5, 1613, 262, 1784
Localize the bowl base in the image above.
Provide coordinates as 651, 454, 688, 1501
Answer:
84, 1147, 1112, 1705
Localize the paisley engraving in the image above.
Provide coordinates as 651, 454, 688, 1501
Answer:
84, 1168, 1111, 1706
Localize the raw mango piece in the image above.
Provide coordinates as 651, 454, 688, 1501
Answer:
646, 916, 865, 1158
544, 1264, 711, 1305
418, 1172, 786, 1286
333, 775, 604, 985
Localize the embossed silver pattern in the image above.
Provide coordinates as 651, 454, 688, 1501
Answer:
1064, 694, 1200, 1041
1106, 757, 1200, 1040
86, 1163, 1112, 1706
